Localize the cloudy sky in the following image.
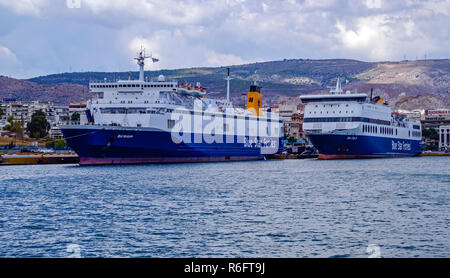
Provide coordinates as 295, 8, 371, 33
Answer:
0, 0, 449, 78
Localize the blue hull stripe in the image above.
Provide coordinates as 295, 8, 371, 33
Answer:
307, 134, 422, 157
61, 127, 283, 161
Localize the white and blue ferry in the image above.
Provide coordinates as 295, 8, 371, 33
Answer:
300, 79, 422, 159
61, 49, 283, 165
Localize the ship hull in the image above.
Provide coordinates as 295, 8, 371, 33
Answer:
307, 133, 422, 159
61, 125, 282, 165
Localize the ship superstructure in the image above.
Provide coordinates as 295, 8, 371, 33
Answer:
300, 78, 422, 159
61, 49, 283, 165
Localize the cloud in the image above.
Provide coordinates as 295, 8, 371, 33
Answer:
335, 15, 393, 60
205, 51, 248, 67
0, 45, 17, 62
127, 30, 249, 70
0, 0, 449, 78
0, 0, 49, 16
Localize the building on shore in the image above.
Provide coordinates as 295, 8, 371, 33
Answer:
398, 109, 423, 122
273, 103, 306, 141
439, 125, 450, 151
49, 103, 87, 139
0, 99, 87, 139
0, 100, 56, 129
278, 104, 298, 121
285, 112, 305, 140
422, 109, 450, 129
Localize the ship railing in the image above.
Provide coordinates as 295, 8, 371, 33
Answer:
89, 78, 178, 84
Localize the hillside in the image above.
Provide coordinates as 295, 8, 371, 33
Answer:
1, 58, 448, 109
0, 76, 93, 105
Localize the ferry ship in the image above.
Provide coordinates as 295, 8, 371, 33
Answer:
300, 79, 422, 159
60, 49, 283, 165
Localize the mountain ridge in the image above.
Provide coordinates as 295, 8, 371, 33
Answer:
0, 58, 449, 110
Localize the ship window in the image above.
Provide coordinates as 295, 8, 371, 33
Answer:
167, 119, 175, 129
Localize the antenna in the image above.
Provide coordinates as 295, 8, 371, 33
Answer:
133, 46, 157, 82
329, 77, 343, 94
225, 67, 233, 102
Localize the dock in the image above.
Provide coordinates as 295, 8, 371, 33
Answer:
267, 153, 319, 159
0, 152, 79, 165
420, 152, 450, 156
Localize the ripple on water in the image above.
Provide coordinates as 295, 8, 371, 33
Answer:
0, 157, 449, 257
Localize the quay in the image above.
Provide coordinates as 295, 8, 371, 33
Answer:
420, 152, 450, 156
267, 153, 319, 159
0, 152, 79, 165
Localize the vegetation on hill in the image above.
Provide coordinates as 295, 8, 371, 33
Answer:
0, 58, 448, 110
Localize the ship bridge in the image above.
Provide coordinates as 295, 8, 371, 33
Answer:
299, 93, 368, 104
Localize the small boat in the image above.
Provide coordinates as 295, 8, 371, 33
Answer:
177, 82, 206, 97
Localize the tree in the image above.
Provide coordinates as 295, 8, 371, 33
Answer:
45, 138, 66, 148
26, 110, 50, 139
3, 115, 14, 131
0, 108, 3, 118
55, 139, 66, 147
70, 112, 80, 122
422, 128, 438, 140
287, 136, 297, 144
3, 115, 24, 140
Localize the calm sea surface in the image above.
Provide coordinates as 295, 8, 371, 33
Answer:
0, 157, 448, 258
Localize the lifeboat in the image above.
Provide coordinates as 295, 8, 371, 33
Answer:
177, 82, 206, 97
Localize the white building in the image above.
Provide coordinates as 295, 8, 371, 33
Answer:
439, 125, 450, 151
0, 101, 57, 126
